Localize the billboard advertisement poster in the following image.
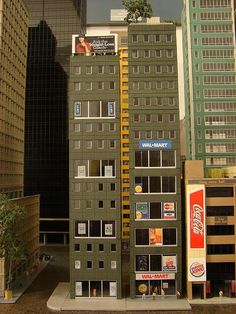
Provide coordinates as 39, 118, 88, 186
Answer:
188, 257, 206, 282
136, 202, 148, 219
74, 101, 81, 117
72, 34, 117, 55
149, 228, 162, 246
163, 202, 175, 219
162, 255, 177, 271
75, 282, 82, 296
189, 188, 205, 249
105, 224, 113, 236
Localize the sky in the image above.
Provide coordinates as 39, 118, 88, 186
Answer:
87, 0, 184, 22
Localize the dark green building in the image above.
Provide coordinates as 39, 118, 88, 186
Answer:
69, 51, 122, 298
128, 21, 182, 298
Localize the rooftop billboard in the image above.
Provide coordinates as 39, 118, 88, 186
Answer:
72, 34, 117, 55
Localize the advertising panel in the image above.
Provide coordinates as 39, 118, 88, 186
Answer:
163, 202, 175, 219
162, 255, 177, 272
75, 282, 82, 296
149, 228, 162, 246
72, 34, 117, 55
136, 202, 148, 219
139, 140, 172, 150
186, 185, 206, 282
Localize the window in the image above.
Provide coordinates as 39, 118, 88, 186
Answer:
145, 97, 151, 106
75, 220, 115, 238
133, 114, 140, 122
99, 244, 104, 251
74, 66, 81, 74
85, 82, 92, 90
87, 244, 92, 251
109, 82, 115, 90
74, 82, 81, 91
133, 97, 139, 106
87, 261, 92, 269
143, 34, 149, 42
135, 228, 177, 246
109, 65, 115, 74
146, 130, 152, 139
74, 100, 115, 118
144, 81, 152, 89
166, 49, 173, 58
132, 34, 138, 42
98, 183, 103, 191
98, 82, 104, 90
155, 50, 161, 58
97, 123, 103, 132
169, 114, 175, 122
110, 200, 116, 209
206, 187, 234, 197
110, 183, 116, 191
132, 49, 138, 58
166, 34, 172, 42
155, 34, 161, 42
145, 114, 151, 122
75, 159, 115, 177
97, 140, 104, 149
98, 65, 104, 74
135, 176, 176, 193
109, 123, 116, 131
132, 81, 139, 89
135, 201, 176, 220
144, 65, 150, 73
99, 261, 104, 269
134, 131, 140, 139
132, 65, 139, 73
110, 140, 116, 148
99, 200, 103, 209
74, 244, 80, 251
135, 150, 175, 167
111, 244, 116, 252
144, 50, 150, 58
86, 66, 92, 74
156, 65, 161, 73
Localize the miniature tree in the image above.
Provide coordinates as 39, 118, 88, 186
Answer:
122, 0, 153, 23
0, 194, 27, 292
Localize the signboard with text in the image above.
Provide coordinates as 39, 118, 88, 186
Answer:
136, 273, 175, 280
139, 140, 172, 150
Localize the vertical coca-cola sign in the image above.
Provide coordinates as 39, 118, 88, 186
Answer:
190, 189, 205, 249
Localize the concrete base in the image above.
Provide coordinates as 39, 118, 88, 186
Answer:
47, 283, 192, 311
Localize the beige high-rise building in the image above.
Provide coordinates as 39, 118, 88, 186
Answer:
0, 0, 29, 198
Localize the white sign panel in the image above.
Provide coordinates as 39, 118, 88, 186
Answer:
78, 223, 86, 235
136, 273, 175, 280
109, 282, 117, 297
75, 282, 82, 296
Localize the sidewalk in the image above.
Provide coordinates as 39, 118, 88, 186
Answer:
0, 256, 52, 304
47, 282, 192, 311
189, 297, 236, 305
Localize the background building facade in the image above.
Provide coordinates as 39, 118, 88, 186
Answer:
24, 0, 87, 244
182, 0, 236, 176
128, 21, 182, 298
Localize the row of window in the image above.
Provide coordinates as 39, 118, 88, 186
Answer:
136, 254, 177, 272
74, 101, 115, 118
206, 156, 236, 166
73, 122, 116, 133
200, 12, 232, 20
206, 205, 234, 216
131, 64, 175, 74
71, 197, 118, 211
205, 143, 236, 153
133, 113, 177, 123
202, 49, 233, 58
135, 279, 176, 296
74, 242, 117, 252
132, 96, 176, 107
199, 0, 231, 7
73, 139, 117, 150
74, 260, 117, 270
75, 281, 117, 297
135, 201, 176, 220
206, 187, 234, 197
204, 89, 236, 98
201, 24, 232, 33
135, 150, 176, 168
207, 225, 234, 235
136, 228, 177, 246
133, 130, 177, 140
74, 81, 116, 91
207, 244, 235, 255
204, 102, 236, 112
131, 33, 173, 43
74, 220, 116, 238
131, 80, 177, 90
201, 37, 233, 45
74, 65, 116, 75
75, 160, 116, 178
202, 62, 234, 71
135, 176, 176, 194
205, 129, 236, 139
204, 76, 235, 84
205, 115, 236, 124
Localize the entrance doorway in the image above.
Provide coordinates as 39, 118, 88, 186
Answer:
192, 284, 204, 299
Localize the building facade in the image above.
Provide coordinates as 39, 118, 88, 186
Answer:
0, 0, 28, 198
69, 40, 122, 298
182, 0, 236, 175
128, 21, 182, 298
24, 0, 87, 244
185, 160, 236, 299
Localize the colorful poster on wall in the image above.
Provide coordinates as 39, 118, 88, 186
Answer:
72, 34, 117, 55
163, 202, 175, 219
189, 257, 206, 281
75, 282, 82, 296
135, 183, 143, 193
162, 255, 177, 271
136, 203, 148, 219
136, 255, 149, 271
105, 224, 113, 236
149, 228, 162, 246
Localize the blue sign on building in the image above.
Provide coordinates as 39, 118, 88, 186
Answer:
139, 140, 172, 150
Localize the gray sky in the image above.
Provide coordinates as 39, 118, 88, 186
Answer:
87, 0, 184, 22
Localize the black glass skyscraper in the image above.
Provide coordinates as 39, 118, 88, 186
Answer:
24, 0, 86, 244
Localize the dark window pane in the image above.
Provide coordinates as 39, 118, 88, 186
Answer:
150, 177, 161, 193
207, 206, 234, 216
150, 151, 160, 167
162, 176, 175, 193
90, 220, 101, 237
150, 255, 162, 271
206, 187, 234, 197
163, 228, 176, 245
136, 229, 149, 245
150, 202, 162, 219
162, 150, 175, 167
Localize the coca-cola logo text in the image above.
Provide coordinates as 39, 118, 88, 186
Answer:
192, 204, 204, 236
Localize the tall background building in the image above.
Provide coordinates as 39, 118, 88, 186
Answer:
24, 0, 87, 244
128, 20, 182, 298
182, 0, 236, 176
0, 0, 39, 297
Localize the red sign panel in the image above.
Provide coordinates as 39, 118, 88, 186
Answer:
190, 189, 205, 249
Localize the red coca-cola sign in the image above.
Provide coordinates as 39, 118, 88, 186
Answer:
190, 189, 205, 249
